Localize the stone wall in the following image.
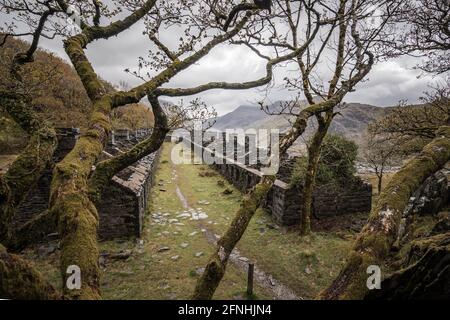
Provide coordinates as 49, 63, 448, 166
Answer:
182, 135, 373, 226
13, 128, 160, 240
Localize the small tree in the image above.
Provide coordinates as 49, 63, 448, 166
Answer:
363, 126, 400, 194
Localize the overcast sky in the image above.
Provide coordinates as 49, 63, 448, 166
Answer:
25, 14, 446, 116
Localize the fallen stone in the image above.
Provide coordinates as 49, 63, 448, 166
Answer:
195, 252, 204, 257
180, 243, 189, 248
171, 255, 180, 261
196, 267, 205, 276
189, 231, 198, 237
238, 257, 249, 263
110, 250, 132, 260
222, 188, 233, 195
157, 247, 170, 253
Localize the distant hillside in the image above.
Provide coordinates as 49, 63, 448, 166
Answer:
213, 105, 269, 131
212, 102, 390, 151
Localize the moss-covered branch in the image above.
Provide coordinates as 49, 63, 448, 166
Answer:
321, 126, 450, 300
0, 92, 57, 244
0, 244, 60, 300
47, 2, 161, 299
111, 12, 256, 107
88, 94, 169, 199
192, 176, 275, 299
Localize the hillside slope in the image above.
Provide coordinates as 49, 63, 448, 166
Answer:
213, 102, 390, 149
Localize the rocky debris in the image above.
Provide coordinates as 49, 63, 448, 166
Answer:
159, 188, 167, 192
157, 247, 171, 253
108, 249, 133, 261
238, 257, 249, 263
222, 188, 233, 195
180, 243, 189, 248
430, 212, 450, 235
197, 200, 211, 205
191, 211, 208, 221
195, 267, 205, 276
177, 212, 191, 219
304, 265, 313, 274
189, 231, 198, 237
266, 223, 278, 230
168, 219, 179, 224
171, 255, 180, 261
195, 252, 204, 257
37, 242, 58, 257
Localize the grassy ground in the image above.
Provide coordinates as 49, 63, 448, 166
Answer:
171, 143, 355, 299
19, 142, 358, 300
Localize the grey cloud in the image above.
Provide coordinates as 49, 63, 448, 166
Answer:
30, 14, 445, 116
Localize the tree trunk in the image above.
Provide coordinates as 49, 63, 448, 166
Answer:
377, 172, 383, 195
192, 176, 275, 299
300, 114, 333, 236
320, 125, 450, 300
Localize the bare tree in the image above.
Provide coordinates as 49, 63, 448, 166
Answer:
380, 0, 450, 74
193, 0, 402, 299
363, 125, 400, 194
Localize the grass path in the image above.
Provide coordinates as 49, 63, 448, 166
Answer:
20, 142, 356, 300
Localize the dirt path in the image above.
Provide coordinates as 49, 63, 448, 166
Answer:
170, 162, 301, 300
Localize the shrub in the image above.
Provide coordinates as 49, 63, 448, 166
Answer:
291, 134, 358, 187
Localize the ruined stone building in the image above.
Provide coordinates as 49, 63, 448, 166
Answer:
14, 128, 160, 240
180, 132, 373, 226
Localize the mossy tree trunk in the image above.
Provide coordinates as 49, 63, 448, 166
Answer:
0, 91, 57, 245
47, 2, 158, 299
192, 176, 275, 299
300, 113, 334, 236
320, 125, 450, 300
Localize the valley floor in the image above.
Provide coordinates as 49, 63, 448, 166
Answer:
21, 143, 361, 300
